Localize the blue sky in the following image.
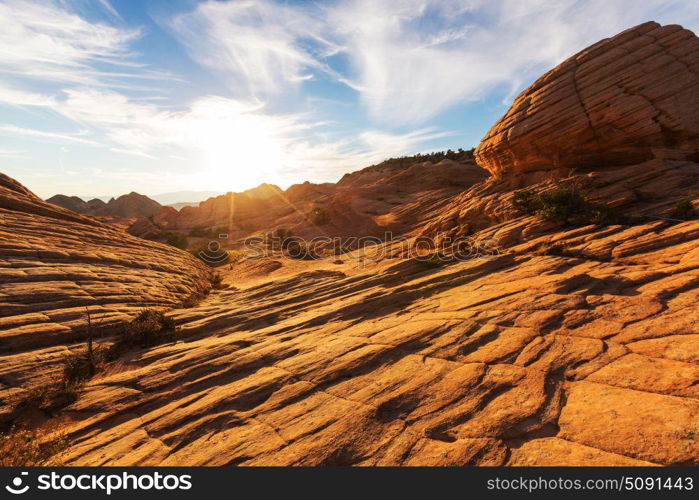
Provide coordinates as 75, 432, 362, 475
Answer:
1, 0, 698, 198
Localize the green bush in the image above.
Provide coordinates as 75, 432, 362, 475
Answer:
537, 185, 586, 223
211, 272, 223, 289
582, 205, 627, 225
180, 291, 205, 308
5, 309, 180, 443
62, 350, 103, 386
511, 183, 628, 226
544, 243, 577, 257
511, 189, 539, 214
107, 309, 176, 356
10, 382, 79, 415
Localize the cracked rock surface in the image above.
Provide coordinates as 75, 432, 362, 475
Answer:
36, 220, 697, 465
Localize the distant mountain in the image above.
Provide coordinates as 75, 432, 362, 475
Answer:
86, 198, 107, 211
127, 153, 487, 241
96, 192, 161, 218
45, 194, 91, 214
46, 192, 161, 218
150, 190, 223, 206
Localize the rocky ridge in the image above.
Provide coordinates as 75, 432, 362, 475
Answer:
129, 155, 488, 242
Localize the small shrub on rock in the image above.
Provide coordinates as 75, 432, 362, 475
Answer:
106, 309, 177, 358
512, 182, 630, 226
537, 184, 586, 223
511, 189, 539, 214
211, 272, 224, 289
582, 205, 627, 225
163, 232, 189, 250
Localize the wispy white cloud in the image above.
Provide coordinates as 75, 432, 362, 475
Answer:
327, 0, 699, 123
170, 0, 699, 125
0, 0, 140, 85
0, 125, 99, 145
5, 85, 439, 188
169, 0, 334, 98
5, 0, 699, 197
0, 83, 57, 107
0, 0, 455, 193
0, 148, 29, 159
109, 147, 157, 160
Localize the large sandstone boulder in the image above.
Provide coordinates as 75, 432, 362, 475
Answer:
475, 22, 699, 175
0, 173, 212, 352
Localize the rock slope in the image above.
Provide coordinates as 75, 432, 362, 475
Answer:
54, 224, 698, 465
0, 174, 212, 358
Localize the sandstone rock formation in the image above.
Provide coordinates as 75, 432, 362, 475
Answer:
52, 224, 698, 465
0, 174, 212, 356
475, 22, 699, 175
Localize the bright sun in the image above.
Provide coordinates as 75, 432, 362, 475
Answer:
191, 100, 286, 192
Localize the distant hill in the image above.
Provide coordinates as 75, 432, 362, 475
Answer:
127, 150, 488, 241
96, 192, 162, 218
46, 192, 161, 218
45, 194, 91, 214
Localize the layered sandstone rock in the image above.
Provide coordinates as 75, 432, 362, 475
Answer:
475, 22, 699, 175
45, 218, 698, 466
0, 174, 212, 353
